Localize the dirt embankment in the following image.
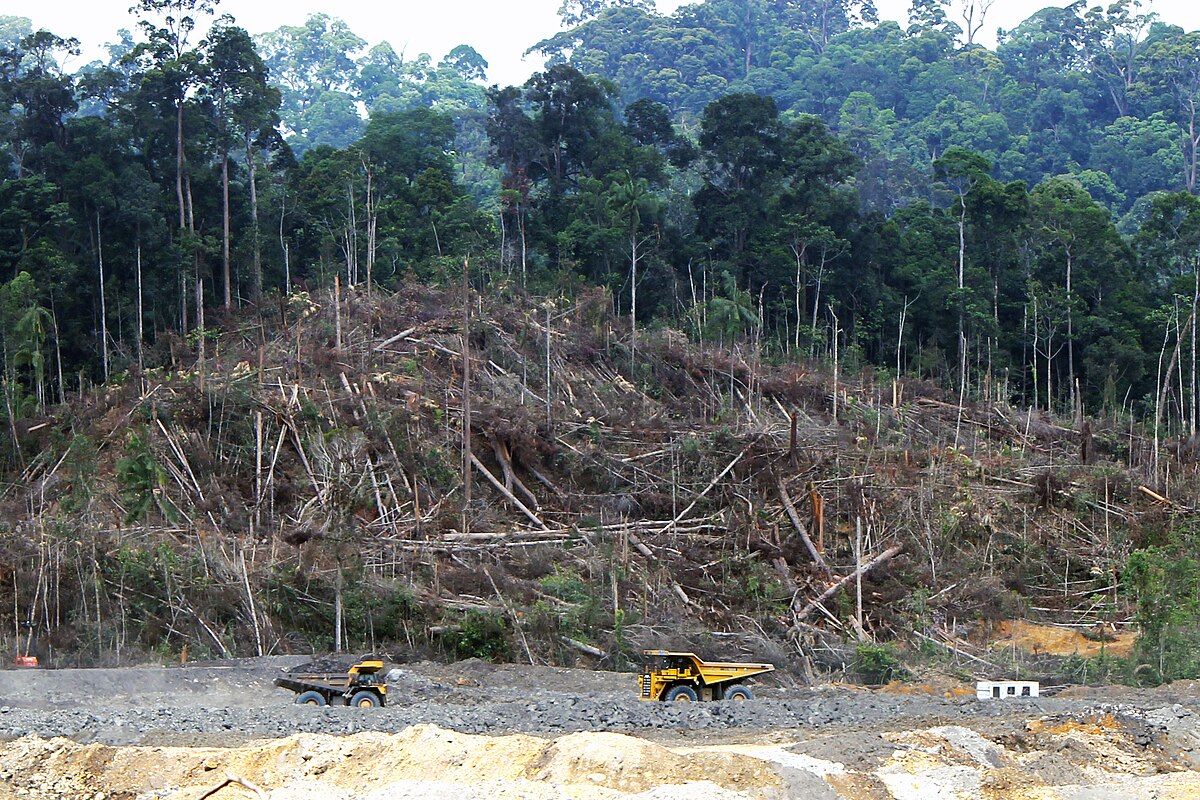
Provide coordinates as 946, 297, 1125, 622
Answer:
5, 709, 1200, 800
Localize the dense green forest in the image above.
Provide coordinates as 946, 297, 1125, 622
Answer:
2, 0, 1200, 452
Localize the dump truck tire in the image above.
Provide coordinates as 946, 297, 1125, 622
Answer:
295, 691, 327, 706
723, 685, 753, 701
349, 690, 381, 708
665, 685, 698, 702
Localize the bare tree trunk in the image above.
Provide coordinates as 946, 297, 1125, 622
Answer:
830, 305, 840, 421
498, 206, 507, 274
1066, 247, 1075, 416
630, 232, 638, 373
246, 130, 262, 302
855, 517, 865, 640
461, 259, 472, 534
957, 198, 967, 387
185, 170, 195, 235
175, 101, 186, 229
136, 230, 144, 374
347, 182, 357, 286
222, 148, 231, 309
196, 274, 205, 393
1192, 267, 1198, 434
363, 160, 375, 298
97, 211, 108, 384
519, 204, 528, 287
279, 191, 290, 294
333, 565, 343, 653
51, 304, 64, 405
897, 295, 913, 376
1031, 296, 1039, 411
1046, 328, 1053, 414
1156, 308, 1195, 476
1188, 100, 1200, 194
334, 275, 342, 353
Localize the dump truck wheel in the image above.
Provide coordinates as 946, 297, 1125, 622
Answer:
295, 691, 326, 706
665, 685, 698, 702
349, 691, 381, 708
723, 685, 753, 701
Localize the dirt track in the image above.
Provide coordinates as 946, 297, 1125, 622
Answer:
0, 656, 1171, 745
3, 658, 1200, 798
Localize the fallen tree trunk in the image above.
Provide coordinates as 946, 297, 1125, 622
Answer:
656, 437, 759, 534
792, 544, 903, 622
776, 476, 831, 577
470, 453, 550, 531
559, 635, 607, 659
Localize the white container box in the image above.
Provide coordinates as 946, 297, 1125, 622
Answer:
976, 680, 1039, 700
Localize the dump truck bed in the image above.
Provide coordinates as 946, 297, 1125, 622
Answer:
690, 659, 775, 682
274, 673, 358, 693
643, 650, 775, 683
274, 659, 388, 706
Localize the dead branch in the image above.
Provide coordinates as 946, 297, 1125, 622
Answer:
656, 437, 759, 534
199, 773, 268, 800
912, 629, 998, 669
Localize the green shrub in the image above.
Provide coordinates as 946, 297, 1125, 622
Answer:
853, 643, 910, 684
442, 611, 510, 661
1125, 527, 1200, 684
116, 427, 168, 522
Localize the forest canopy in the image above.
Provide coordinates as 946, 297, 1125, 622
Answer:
2, 0, 1200, 444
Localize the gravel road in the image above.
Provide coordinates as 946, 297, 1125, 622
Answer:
1, 656, 1199, 753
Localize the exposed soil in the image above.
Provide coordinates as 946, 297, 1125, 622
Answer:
991, 621, 1138, 660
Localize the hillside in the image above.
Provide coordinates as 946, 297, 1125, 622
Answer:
0, 280, 1185, 683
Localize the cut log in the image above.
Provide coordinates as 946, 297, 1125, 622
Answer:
558, 635, 607, 659
374, 327, 416, 351
1138, 485, 1169, 504
626, 532, 658, 561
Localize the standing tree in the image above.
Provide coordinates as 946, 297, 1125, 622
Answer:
127, 0, 219, 346
205, 22, 279, 306
1146, 31, 1200, 193
608, 173, 658, 372
933, 147, 989, 386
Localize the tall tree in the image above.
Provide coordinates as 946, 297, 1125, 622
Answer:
206, 22, 279, 306
933, 146, 989, 373
1146, 31, 1200, 193
1079, 0, 1156, 118
0, 30, 80, 173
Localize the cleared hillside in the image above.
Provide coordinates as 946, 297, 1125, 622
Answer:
0, 281, 1185, 682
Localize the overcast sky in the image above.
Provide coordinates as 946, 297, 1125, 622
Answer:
18, 0, 1200, 88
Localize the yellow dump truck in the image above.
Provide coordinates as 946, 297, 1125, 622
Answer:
275, 659, 388, 707
640, 650, 774, 701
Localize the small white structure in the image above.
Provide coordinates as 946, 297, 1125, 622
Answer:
976, 680, 1039, 700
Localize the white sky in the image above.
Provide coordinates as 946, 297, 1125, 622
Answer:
15, 0, 1200, 88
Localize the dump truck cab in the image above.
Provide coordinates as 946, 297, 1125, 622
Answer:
640, 650, 773, 702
